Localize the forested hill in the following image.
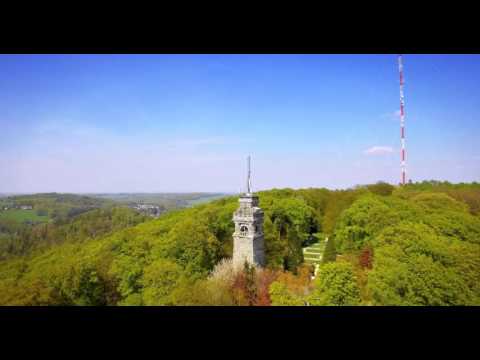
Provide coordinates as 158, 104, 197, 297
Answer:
0, 193, 126, 260
0, 181, 479, 306
0, 193, 115, 222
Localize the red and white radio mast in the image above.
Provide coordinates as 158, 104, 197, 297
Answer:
398, 54, 406, 185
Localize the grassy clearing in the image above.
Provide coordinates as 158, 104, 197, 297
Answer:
303, 240, 327, 265
186, 194, 229, 206
0, 209, 49, 224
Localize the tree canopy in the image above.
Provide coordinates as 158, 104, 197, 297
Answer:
1, 182, 479, 306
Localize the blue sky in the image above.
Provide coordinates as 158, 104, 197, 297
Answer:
1, 54, 479, 193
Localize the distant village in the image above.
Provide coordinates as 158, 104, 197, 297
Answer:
2, 204, 33, 211
129, 204, 162, 218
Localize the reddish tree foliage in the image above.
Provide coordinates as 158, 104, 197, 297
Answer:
254, 269, 279, 306
230, 264, 280, 306
229, 262, 314, 306
231, 262, 257, 306
359, 246, 374, 269
272, 264, 314, 299
231, 270, 247, 305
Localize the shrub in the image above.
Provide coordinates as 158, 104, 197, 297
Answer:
308, 261, 360, 306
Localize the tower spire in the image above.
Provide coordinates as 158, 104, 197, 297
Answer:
233, 155, 265, 268
247, 155, 252, 194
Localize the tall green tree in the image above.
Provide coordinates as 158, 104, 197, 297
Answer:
322, 236, 336, 264
308, 261, 360, 306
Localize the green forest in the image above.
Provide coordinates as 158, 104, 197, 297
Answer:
0, 181, 479, 306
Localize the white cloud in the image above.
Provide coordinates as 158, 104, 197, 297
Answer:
364, 146, 394, 155
380, 110, 401, 121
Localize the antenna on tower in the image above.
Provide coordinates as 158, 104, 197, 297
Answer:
247, 155, 252, 194
398, 54, 407, 185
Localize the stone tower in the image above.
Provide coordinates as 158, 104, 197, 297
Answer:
232, 156, 265, 268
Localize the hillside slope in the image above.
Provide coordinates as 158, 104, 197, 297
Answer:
0, 182, 479, 306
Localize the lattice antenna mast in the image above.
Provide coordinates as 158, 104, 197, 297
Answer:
246, 155, 252, 194
398, 54, 407, 185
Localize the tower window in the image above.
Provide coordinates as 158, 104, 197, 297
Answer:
240, 225, 248, 235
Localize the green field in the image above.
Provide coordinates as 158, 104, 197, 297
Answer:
0, 209, 49, 224
185, 193, 230, 206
